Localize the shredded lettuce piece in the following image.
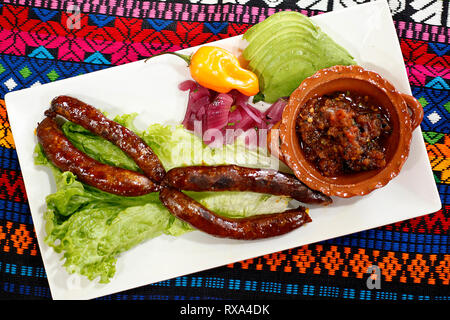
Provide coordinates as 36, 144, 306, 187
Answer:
35, 114, 289, 283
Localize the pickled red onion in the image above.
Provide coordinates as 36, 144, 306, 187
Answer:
179, 80, 287, 147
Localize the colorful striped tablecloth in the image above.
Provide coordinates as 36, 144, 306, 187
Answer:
0, 0, 449, 300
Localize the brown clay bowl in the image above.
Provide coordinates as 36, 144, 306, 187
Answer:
271, 65, 423, 198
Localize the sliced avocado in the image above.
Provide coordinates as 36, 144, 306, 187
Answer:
244, 11, 302, 38
262, 61, 316, 102
261, 57, 317, 103
260, 51, 317, 89
243, 23, 318, 61
256, 42, 319, 94
248, 34, 318, 72
243, 11, 311, 42
244, 16, 308, 43
242, 10, 356, 103
314, 33, 355, 66
261, 43, 355, 103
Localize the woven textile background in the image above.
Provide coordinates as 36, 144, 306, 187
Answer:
0, 0, 449, 300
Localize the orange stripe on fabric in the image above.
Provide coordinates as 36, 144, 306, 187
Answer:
426, 135, 450, 184
0, 99, 16, 149
228, 245, 450, 286
0, 221, 37, 256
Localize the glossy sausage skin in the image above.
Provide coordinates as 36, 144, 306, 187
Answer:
46, 95, 166, 183
162, 165, 332, 205
159, 187, 311, 240
36, 117, 160, 196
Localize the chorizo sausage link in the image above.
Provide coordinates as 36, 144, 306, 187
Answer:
159, 187, 311, 240
47, 95, 166, 183
36, 117, 160, 196
162, 165, 332, 205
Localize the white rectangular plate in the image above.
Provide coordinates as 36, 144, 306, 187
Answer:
5, 1, 441, 300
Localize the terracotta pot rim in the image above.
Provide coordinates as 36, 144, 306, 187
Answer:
278, 65, 422, 198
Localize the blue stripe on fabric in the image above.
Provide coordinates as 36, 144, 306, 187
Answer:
0, 199, 32, 224
205, 277, 224, 289
0, 262, 46, 278
411, 86, 449, 133
228, 279, 240, 290
0, 54, 110, 98
141, 278, 447, 301
261, 281, 282, 294
0, 147, 20, 171
324, 229, 449, 254
2, 270, 449, 300
0, 282, 51, 298
436, 184, 449, 204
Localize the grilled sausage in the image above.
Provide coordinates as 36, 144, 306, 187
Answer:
162, 165, 332, 205
159, 187, 311, 240
36, 117, 160, 196
46, 95, 166, 183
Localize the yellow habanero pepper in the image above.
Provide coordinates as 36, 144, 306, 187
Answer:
147, 46, 259, 97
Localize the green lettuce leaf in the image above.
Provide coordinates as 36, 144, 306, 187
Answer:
35, 115, 290, 283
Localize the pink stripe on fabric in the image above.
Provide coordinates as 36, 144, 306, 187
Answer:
395, 21, 448, 42
406, 63, 450, 86
0, 29, 183, 65
98, 5, 107, 14
1, 0, 448, 44
126, 0, 134, 9
0, 30, 30, 56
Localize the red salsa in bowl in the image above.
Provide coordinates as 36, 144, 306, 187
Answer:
277, 65, 424, 198
296, 91, 392, 177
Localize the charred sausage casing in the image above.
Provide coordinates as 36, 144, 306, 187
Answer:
36, 117, 160, 196
47, 95, 166, 183
162, 165, 332, 205
159, 187, 312, 240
